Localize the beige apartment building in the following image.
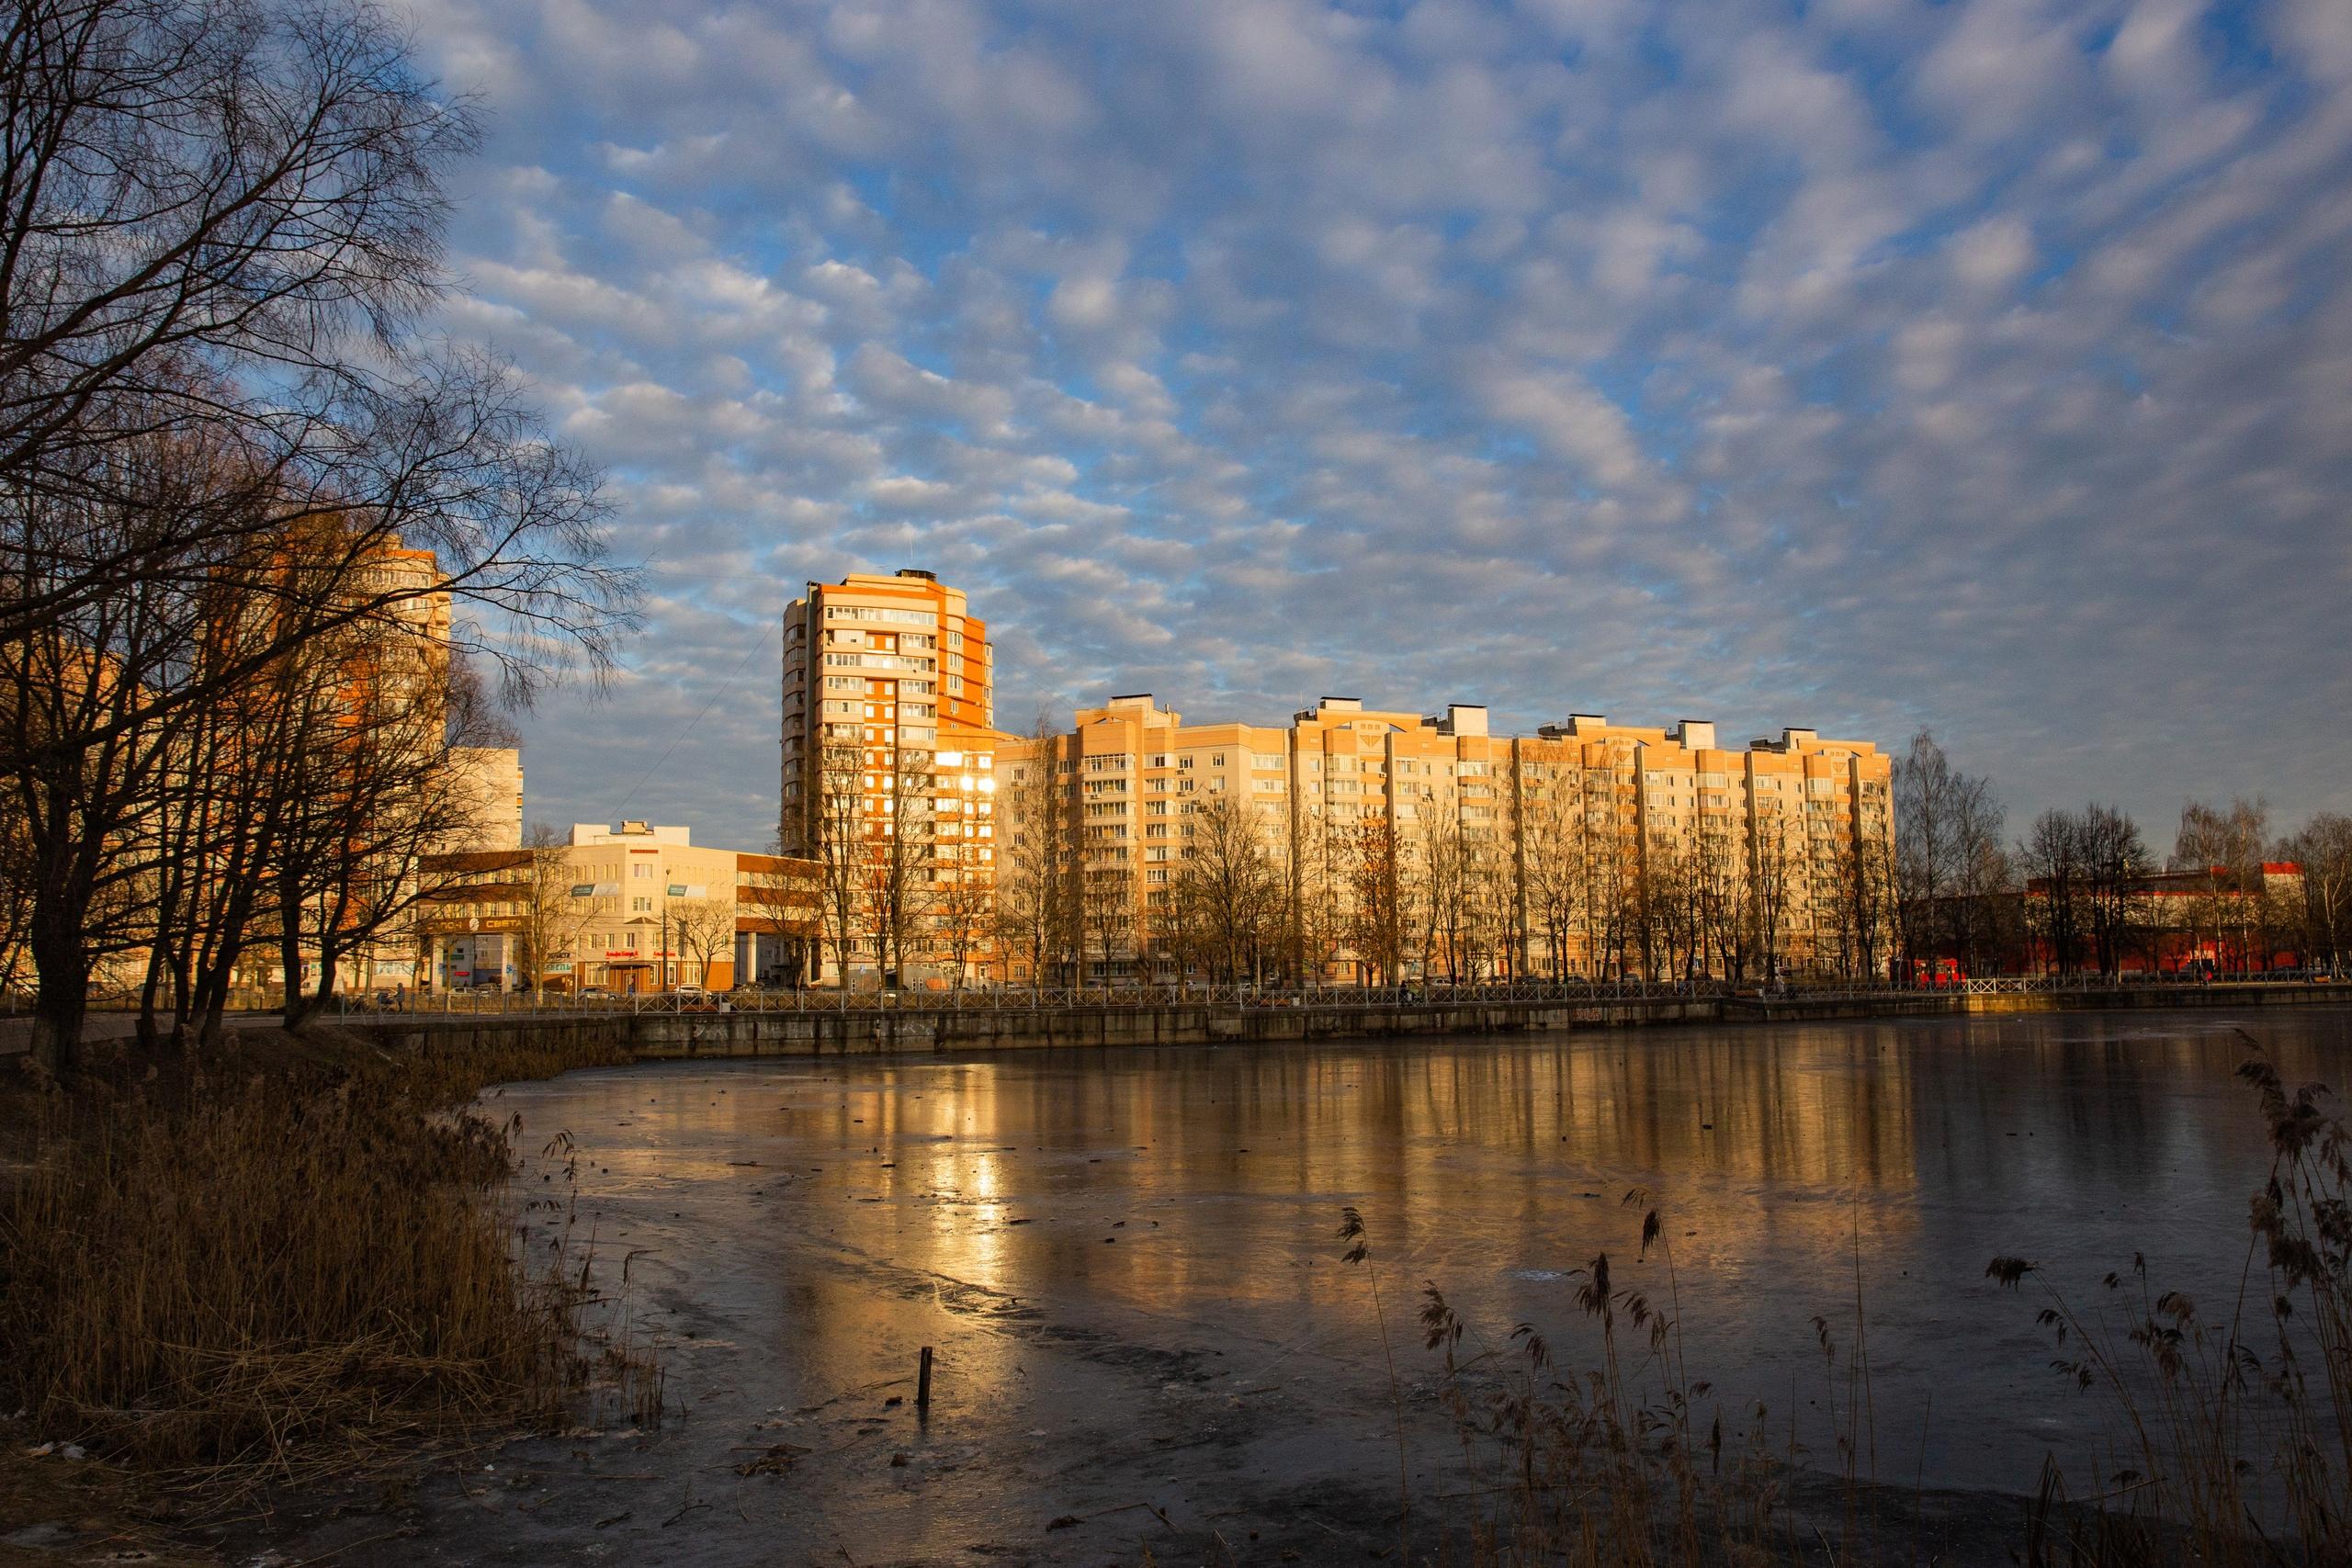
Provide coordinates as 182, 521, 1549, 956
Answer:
999, 696, 1895, 984
416, 820, 820, 993
780, 570, 1001, 986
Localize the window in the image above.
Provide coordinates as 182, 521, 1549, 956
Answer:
631, 897, 651, 913
826, 605, 934, 626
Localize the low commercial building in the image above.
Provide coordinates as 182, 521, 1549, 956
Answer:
414, 820, 819, 993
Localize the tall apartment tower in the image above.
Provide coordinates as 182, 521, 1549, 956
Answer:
778, 570, 999, 983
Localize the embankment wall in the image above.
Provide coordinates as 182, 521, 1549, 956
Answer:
14, 983, 2348, 1062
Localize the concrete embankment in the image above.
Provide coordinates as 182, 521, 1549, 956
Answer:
621, 980, 2352, 1060
15, 982, 2349, 1062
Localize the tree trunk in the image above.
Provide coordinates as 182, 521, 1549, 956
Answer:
279, 886, 326, 1033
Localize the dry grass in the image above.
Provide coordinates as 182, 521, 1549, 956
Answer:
0, 1027, 657, 1507
1358, 1043, 2350, 1567
1989, 1045, 2349, 1567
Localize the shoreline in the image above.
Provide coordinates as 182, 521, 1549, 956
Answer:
17, 977, 2324, 1065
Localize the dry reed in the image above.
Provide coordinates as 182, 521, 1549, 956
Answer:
1369, 1043, 2349, 1566
0, 1028, 656, 1503
1989, 1045, 2348, 1566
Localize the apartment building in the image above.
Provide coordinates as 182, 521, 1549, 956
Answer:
779, 570, 1002, 986
999, 696, 1894, 983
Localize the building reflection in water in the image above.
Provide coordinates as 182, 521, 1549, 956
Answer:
526, 1010, 2348, 1493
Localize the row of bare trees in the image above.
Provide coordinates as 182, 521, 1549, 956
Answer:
1894, 734, 2352, 976
0, 0, 629, 1069
797, 732, 994, 990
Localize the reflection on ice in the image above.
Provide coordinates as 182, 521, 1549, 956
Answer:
407, 1008, 2352, 1567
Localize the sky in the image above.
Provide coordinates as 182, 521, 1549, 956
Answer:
399, 0, 2352, 852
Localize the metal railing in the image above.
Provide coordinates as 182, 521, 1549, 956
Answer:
322, 968, 2352, 1021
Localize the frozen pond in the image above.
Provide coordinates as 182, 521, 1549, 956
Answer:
270, 1007, 2352, 1565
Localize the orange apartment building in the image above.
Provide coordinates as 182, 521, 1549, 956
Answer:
780, 570, 1001, 986
999, 696, 1895, 983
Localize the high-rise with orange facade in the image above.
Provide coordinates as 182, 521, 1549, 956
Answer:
780, 570, 1000, 985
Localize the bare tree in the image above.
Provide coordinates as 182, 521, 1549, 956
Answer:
738, 845, 818, 987
2171, 796, 2271, 970
1460, 818, 1513, 981
1640, 831, 1699, 983
1401, 789, 1447, 981
1173, 795, 1277, 984
1517, 761, 1586, 978
1895, 730, 2004, 969
266, 591, 517, 1029
931, 800, 991, 991
2285, 814, 2352, 973
1950, 773, 2012, 976
870, 741, 937, 987
0, 1, 631, 1071
2019, 810, 2088, 975
1282, 789, 1349, 987
1582, 786, 1641, 981
2078, 804, 2146, 978
993, 717, 1074, 987
1749, 805, 1801, 986
1693, 813, 1752, 981
670, 898, 735, 990
810, 733, 865, 987
1347, 813, 1404, 984
511, 824, 600, 999
0, 1, 630, 773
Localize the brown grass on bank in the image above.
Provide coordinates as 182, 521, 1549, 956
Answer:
1355, 1043, 2349, 1567
0, 1027, 654, 1506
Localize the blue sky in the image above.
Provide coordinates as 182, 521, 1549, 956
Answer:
401, 0, 2352, 850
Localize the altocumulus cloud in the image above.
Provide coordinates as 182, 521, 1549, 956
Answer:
398, 0, 2352, 847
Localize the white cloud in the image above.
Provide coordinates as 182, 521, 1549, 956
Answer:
396, 0, 2352, 844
